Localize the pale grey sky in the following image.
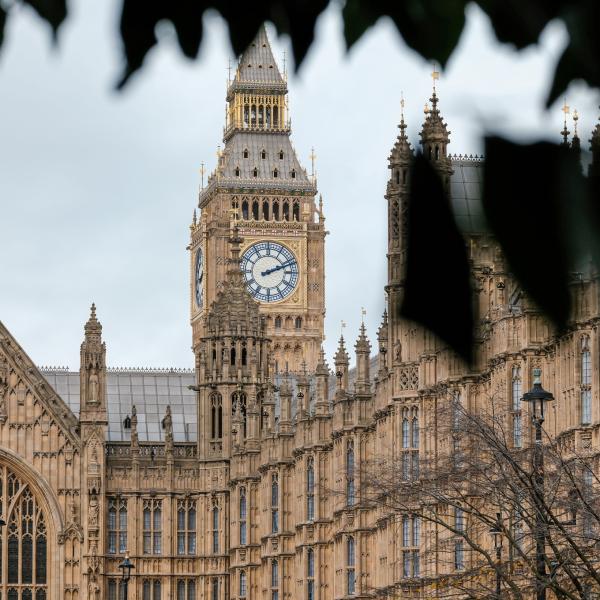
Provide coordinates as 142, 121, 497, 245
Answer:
1, 1, 598, 369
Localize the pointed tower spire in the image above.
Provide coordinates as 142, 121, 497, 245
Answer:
80, 303, 106, 414
354, 321, 371, 394
377, 310, 389, 376
589, 106, 600, 178
571, 108, 581, 163
315, 346, 330, 415
334, 334, 350, 393
561, 99, 571, 147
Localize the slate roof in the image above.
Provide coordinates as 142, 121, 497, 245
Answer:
230, 25, 286, 91
220, 131, 312, 185
449, 156, 486, 234
40, 368, 197, 443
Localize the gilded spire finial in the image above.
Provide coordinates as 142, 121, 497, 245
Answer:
430, 64, 440, 111
561, 98, 570, 146
573, 108, 579, 137
309, 147, 316, 180
199, 162, 206, 189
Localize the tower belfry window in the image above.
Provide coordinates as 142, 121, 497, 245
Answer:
235, 167, 240, 177
291, 169, 296, 179
243, 148, 248, 159
279, 150, 284, 160
253, 168, 258, 178
261, 149, 266, 159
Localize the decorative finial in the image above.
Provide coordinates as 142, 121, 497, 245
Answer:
199, 162, 205, 189
309, 147, 316, 180
90, 303, 96, 319
424, 103, 430, 115
431, 65, 440, 92
361, 307, 366, 324
282, 50, 287, 78
561, 98, 570, 145
227, 58, 232, 82
340, 320, 346, 338
573, 108, 579, 137
401, 92, 405, 119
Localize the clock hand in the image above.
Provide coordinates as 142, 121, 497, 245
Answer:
261, 260, 294, 277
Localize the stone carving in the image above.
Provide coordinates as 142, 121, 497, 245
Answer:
88, 369, 99, 404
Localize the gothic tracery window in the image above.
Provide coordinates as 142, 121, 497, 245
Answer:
143, 499, 162, 555
210, 393, 223, 440
0, 466, 48, 599
177, 499, 196, 555
239, 487, 247, 545
511, 365, 522, 447
306, 457, 315, 521
581, 335, 592, 424
107, 496, 127, 554
271, 474, 279, 533
346, 440, 355, 506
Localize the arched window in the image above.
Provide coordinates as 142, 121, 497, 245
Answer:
402, 418, 409, 448
347, 537, 356, 595
273, 169, 279, 178
279, 150, 284, 160
253, 168, 258, 179
108, 497, 127, 554
271, 560, 279, 600
395, 170, 400, 184
239, 571, 247, 597
243, 148, 249, 159
291, 169, 296, 179
210, 393, 223, 439
307, 548, 315, 600
176, 580, 196, 600
0, 467, 48, 598
266, 106, 272, 127
283, 201, 290, 221
235, 167, 240, 177
435, 145, 440, 160
273, 105, 279, 127
211, 578, 219, 600
581, 336, 592, 424
412, 416, 419, 448
273, 201, 280, 221
402, 515, 409, 547
512, 366, 522, 447
261, 149, 266, 159
239, 488, 247, 545
275, 316, 282, 329
242, 200, 249, 220
258, 105, 264, 127
230, 347, 236, 366
307, 457, 315, 521
346, 441, 355, 506
295, 317, 302, 329
293, 202, 300, 221
212, 505, 219, 553
241, 347, 248, 366
251, 105, 256, 126
263, 201, 269, 220
252, 200, 259, 219
271, 474, 279, 533
177, 499, 196, 555
243, 106, 249, 127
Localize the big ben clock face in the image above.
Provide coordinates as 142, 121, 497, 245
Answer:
195, 248, 204, 308
241, 241, 299, 303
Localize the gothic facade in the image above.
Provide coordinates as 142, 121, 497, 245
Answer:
1, 25, 600, 600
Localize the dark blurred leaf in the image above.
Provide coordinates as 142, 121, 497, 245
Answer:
0, 7, 6, 49
23, 0, 67, 39
546, 3, 600, 107
482, 137, 586, 329
401, 153, 473, 364
477, 0, 562, 49
118, 0, 206, 89
343, 0, 467, 68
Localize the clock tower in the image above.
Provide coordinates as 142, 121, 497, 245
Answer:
190, 25, 326, 372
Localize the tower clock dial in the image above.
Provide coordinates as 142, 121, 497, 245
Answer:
241, 242, 299, 303
195, 248, 204, 308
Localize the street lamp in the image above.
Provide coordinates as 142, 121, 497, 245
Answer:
489, 512, 503, 598
522, 368, 554, 600
118, 553, 134, 599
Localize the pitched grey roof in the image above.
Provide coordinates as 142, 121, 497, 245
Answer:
449, 156, 486, 234
40, 368, 197, 442
221, 131, 311, 185
232, 25, 286, 89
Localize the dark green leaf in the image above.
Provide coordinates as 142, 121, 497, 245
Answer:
482, 137, 584, 330
343, 0, 468, 68
23, 0, 67, 40
117, 0, 206, 89
477, 0, 562, 49
0, 6, 6, 49
401, 153, 474, 364
546, 3, 600, 107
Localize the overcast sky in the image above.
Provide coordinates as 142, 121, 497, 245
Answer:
1, 1, 598, 370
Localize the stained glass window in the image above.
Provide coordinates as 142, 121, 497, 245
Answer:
0, 466, 47, 598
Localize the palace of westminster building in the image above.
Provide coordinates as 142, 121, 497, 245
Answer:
1, 25, 600, 600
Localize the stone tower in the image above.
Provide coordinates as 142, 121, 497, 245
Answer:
189, 25, 326, 374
